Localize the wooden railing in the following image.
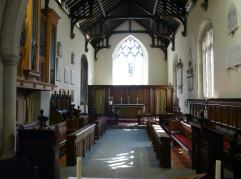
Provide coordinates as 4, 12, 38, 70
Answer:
188, 99, 241, 129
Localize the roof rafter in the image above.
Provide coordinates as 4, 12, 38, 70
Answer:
56, 0, 196, 59
97, 0, 111, 31
149, 0, 158, 31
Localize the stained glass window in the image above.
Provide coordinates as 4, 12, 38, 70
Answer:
113, 36, 146, 85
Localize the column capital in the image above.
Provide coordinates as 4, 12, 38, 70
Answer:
0, 53, 19, 65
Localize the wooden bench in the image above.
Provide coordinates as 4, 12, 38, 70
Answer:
66, 123, 96, 166
95, 116, 108, 139
147, 123, 171, 168
66, 115, 89, 130
48, 121, 77, 157
167, 120, 192, 154
18, 129, 59, 179
19, 121, 75, 157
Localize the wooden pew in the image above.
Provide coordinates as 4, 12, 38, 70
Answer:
95, 115, 108, 139
165, 120, 192, 155
66, 123, 96, 166
18, 129, 60, 179
48, 121, 77, 157
147, 123, 171, 168
188, 98, 241, 174
66, 115, 89, 130
191, 124, 224, 179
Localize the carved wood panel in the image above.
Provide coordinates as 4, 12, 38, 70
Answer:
89, 85, 173, 116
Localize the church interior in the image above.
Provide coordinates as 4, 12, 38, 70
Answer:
0, 0, 241, 179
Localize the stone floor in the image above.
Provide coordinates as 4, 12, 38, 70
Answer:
60, 128, 195, 179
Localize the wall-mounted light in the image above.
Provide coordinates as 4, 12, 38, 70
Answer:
86, 34, 90, 39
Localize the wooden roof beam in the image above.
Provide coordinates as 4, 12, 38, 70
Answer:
132, 0, 152, 15
82, 0, 123, 31
149, 0, 158, 31
104, 15, 176, 32
70, 0, 94, 38
97, 0, 111, 31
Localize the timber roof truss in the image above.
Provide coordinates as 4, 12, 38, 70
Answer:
56, 0, 196, 60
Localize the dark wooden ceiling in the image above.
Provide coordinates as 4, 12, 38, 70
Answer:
56, 0, 196, 59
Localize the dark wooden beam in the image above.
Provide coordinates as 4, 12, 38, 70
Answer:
111, 30, 149, 34
105, 15, 154, 21
149, 0, 158, 31
103, 14, 181, 33
70, 0, 94, 38
133, 0, 186, 36
97, 0, 111, 31
132, 0, 152, 15
81, 0, 123, 31
104, 15, 176, 32
89, 34, 106, 43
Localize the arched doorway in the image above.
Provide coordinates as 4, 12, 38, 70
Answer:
81, 54, 88, 112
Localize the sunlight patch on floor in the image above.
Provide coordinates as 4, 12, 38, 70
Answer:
93, 150, 135, 170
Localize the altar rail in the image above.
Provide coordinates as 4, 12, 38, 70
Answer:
188, 99, 241, 129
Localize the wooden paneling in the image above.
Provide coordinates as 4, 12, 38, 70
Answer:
88, 85, 173, 116
143, 88, 150, 113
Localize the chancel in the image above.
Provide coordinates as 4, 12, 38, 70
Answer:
0, 0, 241, 179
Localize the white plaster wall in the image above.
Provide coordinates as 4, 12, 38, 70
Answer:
40, 0, 95, 115
95, 21, 167, 85
168, 0, 241, 113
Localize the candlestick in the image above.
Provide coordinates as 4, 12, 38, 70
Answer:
76, 157, 81, 179
215, 160, 221, 179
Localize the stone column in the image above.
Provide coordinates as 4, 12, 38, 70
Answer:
0, 54, 18, 159
0, 0, 28, 160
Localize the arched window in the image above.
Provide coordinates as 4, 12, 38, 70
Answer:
112, 35, 148, 85
201, 25, 214, 97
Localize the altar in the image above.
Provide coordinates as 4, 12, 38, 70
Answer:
113, 103, 145, 119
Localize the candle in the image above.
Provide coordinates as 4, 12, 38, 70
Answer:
137, 97, 139, 104
215, 160, 221, 179
76, 157, 81, 179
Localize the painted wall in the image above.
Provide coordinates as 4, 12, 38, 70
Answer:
168, 0, 241, 113
95, 20, 167, 85
40, 0, 95, 115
